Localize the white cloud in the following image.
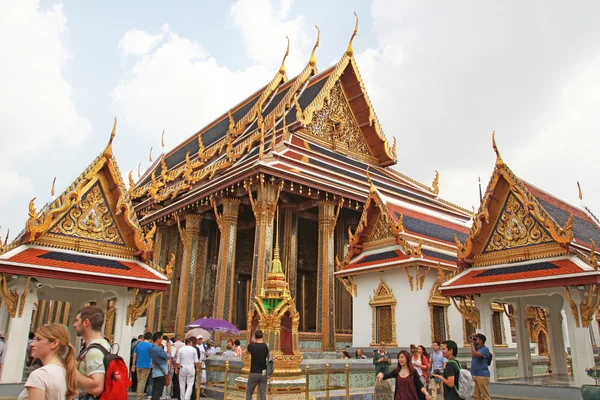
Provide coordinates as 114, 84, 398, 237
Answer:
119, 27, 165, 56
113, 1, 307, 149
356, 0, 600, 211
0, 0, 91, 235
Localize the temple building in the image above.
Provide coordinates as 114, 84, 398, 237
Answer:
0, 122, 172, 383
129, 20, 501, 351
441, 134, 600, 386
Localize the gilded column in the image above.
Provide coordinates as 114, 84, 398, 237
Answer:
282, 208, 298, 299
174, 214, 202, 334
148, 226, 167, 332
246, 177, 283, 308
317, 200, 342, 351
211, 197, 240, 321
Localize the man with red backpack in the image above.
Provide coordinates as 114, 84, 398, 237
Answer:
74, 306, 130, 399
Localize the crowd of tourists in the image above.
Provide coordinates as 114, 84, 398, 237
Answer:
10, 304, 491, 400
372, 335, 492, 400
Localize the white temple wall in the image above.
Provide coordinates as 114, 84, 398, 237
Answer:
352, 272, 379, 348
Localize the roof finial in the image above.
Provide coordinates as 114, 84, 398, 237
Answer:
149, 146, 153, 162
491, 130, 504, 167
4, 229, 9, 247
103, 118, 117, 159
309, 26, 321, 67
51, 177, 56, 198
279, 36, 290, 75
577, 181, 583, 200
432, 170, 439, 195
161, 130, 165, 153
137, 162, 141, 178
346, 12, 359, 57
228, 109, 236, 132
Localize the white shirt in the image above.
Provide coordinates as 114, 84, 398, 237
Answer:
18, 364, 67, 400
176, 345, 199, 369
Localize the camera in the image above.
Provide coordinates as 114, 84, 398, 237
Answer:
471, 335, 478, 341
35, 282, 43, 289
434, 369, 442, 375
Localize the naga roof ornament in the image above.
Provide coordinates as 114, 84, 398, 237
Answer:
309, 25, 320, 68
346, 12, 359, 57
149, 146, 153, 162
578, 181, 583, 200
432, 170, 440, 195
51, 177, 56, 198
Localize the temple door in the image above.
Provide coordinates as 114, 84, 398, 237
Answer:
280, 311, 293, 355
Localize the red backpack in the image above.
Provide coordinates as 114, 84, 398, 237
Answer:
82, 343, 131, 400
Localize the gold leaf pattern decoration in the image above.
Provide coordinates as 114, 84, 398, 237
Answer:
368, 217, 394, 242
484, 192, 552, 253
304, 83, 372, 158
50, 183, 124, 245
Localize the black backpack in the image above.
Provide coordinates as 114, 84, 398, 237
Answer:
487, 352, 493, 366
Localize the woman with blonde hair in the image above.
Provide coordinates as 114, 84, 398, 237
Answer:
18, 324, 78, 400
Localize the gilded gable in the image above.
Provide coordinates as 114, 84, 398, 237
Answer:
483, 192, 553, 253
49, 182, 125, 245
304, 83, 374, 163
368, 217, 395, 243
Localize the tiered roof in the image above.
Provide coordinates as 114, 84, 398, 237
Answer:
441, 133, 600, 297
0, 121, 171, 290
130, 20, 472, 227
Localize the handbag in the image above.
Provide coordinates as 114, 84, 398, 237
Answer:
266, 344, 274, 377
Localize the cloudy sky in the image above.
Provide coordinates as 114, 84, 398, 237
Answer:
1, 0, 600, 238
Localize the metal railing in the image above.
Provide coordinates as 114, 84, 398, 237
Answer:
195, 361, 357, 400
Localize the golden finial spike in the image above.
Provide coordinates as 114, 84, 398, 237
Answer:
137, 163, 141, 178
103, 118, 117, 159
309, 26, 321, 67
432, 170, 440, 195
228, 109, 235, 132
4, 229, 9, 246
161, 130, 165, 152
491, 130, 504, 167
51, 177, 56, 197
346, 12, 359, 57
271, 206, 282, 273
279, 36, 290, 75
149, 146, 153, 162
577, 181, 583, 200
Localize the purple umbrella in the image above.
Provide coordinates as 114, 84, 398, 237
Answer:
185, 317, 240, 334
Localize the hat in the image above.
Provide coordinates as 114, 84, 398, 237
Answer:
196, 335, 203, 339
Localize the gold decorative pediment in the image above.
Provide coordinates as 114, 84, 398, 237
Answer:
483, 192, 553, 253
368, 217, 394, 242
304, 83, 374, 162
49, 183, 125, 245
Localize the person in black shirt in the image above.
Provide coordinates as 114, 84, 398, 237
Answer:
431, 340, 461, 400
246, 329, 269, 400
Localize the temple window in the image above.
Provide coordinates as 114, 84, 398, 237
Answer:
369, 279, 397, 346
492, 311, 504, 345
463, 317, 477, 346
428, 279, 451, 342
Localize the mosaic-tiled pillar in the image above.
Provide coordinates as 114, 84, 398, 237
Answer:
212, 198, 240, 321
317, 200, 338, 351
282, 208, 298, 299
247, 179, 283, 310
174, 214, 202, 334
148, 226, 167, 332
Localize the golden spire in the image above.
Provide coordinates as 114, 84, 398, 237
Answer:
577, 181, 583, 200
51, 177, 56, 198
279, 36, 290, 75
270, 206, 283, 275
137, 163, 141, 178
149, 146, 153, 162
103, 118, 117, 159
491, 130, 504, 167
161, 130, 165, 152
432, 170, 440, 195
346, 12, 359, 57
309, 25, 320, 67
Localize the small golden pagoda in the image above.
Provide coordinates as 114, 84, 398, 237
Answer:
238, 208, 304, 389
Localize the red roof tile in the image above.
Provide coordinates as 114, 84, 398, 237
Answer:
0, 246, 168, 289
